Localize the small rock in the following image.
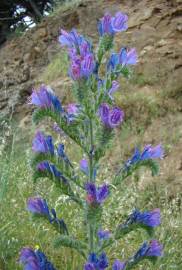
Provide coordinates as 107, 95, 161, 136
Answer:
34, 46, 41, 53
23, 53, 31, 62
156, 39, 168, 47
177, 24, 182, 32
36, 27, 47, 38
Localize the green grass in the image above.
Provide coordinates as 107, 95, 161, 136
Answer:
0, 119, 182, 269
41, 51, 68, 83
49, 0, 84, 17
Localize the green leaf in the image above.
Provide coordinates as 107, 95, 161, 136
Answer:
33, 108, 85, 151
54, 235, 87, 258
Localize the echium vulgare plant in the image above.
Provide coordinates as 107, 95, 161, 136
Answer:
19, 12, 164, 270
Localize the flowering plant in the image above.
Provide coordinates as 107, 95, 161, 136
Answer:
20, 12, 164, 270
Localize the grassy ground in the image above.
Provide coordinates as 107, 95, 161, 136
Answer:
0, 111, 182, 269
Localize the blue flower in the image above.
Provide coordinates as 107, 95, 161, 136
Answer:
125, 144, 164, 169
27, 197, 50, 217
98, 12, 128, 36
57, 144, 73, 167
108, 81, 120, 100
133, 240, 163, 261
19, 247, 56, 270
112, 260, 126, 270
85, 182, 109, 205
29, 85, 63, 112
27, 196, 68, 234
59, 28, 83, 49
80, 159, 89, 175
37, 161, 68, 184
134, 208, 161, 227
99, 103, 124, 129
121, 208, 161, 229
32, 132, 54, 155
84, 252, 109, 270
119, 48, 138, 66
111, 12, 128, 32
107, 53, 119, 71
98, 13, 114, 36
97, 229, 111, 240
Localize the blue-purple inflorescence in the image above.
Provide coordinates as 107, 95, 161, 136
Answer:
59, 28, 95, 80
24, 9, 164, 270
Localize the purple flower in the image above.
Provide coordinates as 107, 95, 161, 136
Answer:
19, 247, 37, 264
135, 208, 161, 227
145, 240, 163, 257
119, 48, 137, 66
81, 54, 95, 77
66, 103, 79, 115
98, 13, 113, 36
109, 107, 124, 128
141, 144, 164, 160
134, 240, 163, 261
59, 28, 83, 48
112, 260, 126, 270
111, 12, 128, 32
52, 122, 62, 134
98, 229, 111, 240
19, 247, 56, 270
69, 61, 82, 80
125, 144, 164, 169
84, 253, 109, 270
108, 81, 120, 99
107, 53, 119, 71
98, 12, 128, 36
32, 131, 54, 155
99, 103, 124, 129
37, 161, 63, 179
85, 182, 109, 205
29, 85, 63, 112
80, 159, 89, 175
69, 53, 95, 80
27, 197, 50, 217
